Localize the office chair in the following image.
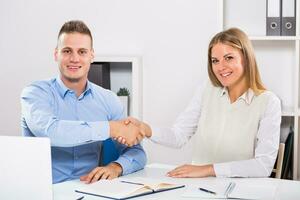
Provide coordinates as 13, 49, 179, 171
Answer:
272, 143, 285, 179
281, 129, 294, 179
99, 138, 120, 166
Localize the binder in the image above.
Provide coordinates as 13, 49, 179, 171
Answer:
281, 0, 296, 36
266, 0, 281, 36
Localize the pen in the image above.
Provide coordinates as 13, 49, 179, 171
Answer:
224, 182, 236, 198
120, 180, 144, 186
76, 196, 84, 200
199, 187, 217, 195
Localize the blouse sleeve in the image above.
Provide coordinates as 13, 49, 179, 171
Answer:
149, 83, 205, 148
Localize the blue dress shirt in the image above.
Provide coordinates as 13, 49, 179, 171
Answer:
21, 77, 146, 183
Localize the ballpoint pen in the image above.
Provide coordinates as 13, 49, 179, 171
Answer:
76, 196, 84, 200
199, 187, 217, 195
224, 182, 236, 198
120, 180, 144, 186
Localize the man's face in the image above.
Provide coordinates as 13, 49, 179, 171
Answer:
54, 32, 94, 84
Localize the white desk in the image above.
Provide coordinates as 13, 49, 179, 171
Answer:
53, 163, 300, 200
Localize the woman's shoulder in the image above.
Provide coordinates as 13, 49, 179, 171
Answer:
256, 90, 281, 110
258, 90, 280, 102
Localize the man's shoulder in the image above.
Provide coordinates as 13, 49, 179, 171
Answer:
90, 82, 117, 97
89, 82, 122, 109
22, 78, 55, 96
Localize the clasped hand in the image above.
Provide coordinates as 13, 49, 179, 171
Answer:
110, 117, 151, 147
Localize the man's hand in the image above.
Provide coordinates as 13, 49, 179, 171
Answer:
80, 162, 123, 184
109, 120, 145, 147
166, 164, 216, 178
124, 117, 152, 138
114, 117, 152, 145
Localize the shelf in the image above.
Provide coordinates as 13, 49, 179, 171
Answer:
282, 107, 295, 117
282, 111, 295, 117
249, 36, 300, 41
222, 0, 300, 180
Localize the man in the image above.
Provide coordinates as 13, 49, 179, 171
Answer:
21, 20, 146, 184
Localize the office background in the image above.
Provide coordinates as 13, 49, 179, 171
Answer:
1, 0, 299, 179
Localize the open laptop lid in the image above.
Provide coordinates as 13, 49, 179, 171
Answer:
0, 136, 53, 200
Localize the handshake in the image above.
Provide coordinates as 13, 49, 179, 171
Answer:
109, 117, 152, 147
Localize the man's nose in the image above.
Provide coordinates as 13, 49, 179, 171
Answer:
70, 52, 80, 62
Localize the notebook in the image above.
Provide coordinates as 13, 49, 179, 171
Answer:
182, 181, 277, 199
75, 177, 185, 199
0, 136, 53, 200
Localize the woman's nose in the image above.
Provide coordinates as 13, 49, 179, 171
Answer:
216, 59, 227, 71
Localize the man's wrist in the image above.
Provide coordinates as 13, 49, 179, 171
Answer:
109, 162, 123, 176
109, 121, 119, 138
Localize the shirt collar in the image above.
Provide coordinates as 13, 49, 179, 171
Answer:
55, 76, 93, 99
55, 76, 70, 98
220, 87, 255, 105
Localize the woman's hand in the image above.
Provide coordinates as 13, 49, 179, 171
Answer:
167, 164, 215, 178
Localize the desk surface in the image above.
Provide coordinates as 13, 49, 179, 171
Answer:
53, 163, 300, 200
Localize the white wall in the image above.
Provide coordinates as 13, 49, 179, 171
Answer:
0, 0, 219, 164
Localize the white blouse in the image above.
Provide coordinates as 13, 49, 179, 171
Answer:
150, 82, 281, 177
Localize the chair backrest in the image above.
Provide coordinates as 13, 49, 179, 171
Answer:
272, 143, 285, 179
282, 129, 294, 179
99, 138, 120, 166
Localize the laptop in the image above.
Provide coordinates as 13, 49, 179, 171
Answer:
0, 136, 53, 200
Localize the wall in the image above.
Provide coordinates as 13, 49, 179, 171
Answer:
0, 0, 219, 164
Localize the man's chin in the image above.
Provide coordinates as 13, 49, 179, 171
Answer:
63, 76, 82, 83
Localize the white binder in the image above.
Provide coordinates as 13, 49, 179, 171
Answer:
281, 0, 296, 36
266, 0, 281, 35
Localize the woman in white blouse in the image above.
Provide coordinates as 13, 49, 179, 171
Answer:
121, 27, 281, 178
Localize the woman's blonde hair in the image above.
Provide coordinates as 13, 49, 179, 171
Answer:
207, 28, 266, 95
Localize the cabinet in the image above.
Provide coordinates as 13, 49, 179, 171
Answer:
93, 56, 143, 119
219, 0, 300, 180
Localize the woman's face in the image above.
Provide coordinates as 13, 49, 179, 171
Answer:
211, 43, 246, 91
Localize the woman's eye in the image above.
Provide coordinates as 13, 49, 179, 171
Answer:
211, 59, 218, 64
225, 56, 233, 61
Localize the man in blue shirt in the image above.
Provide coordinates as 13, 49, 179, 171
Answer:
21, 20, 146, 184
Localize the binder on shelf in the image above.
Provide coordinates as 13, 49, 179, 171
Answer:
88, 62, 111, 90
281, 0, 296, 36
266, 0, 281, 36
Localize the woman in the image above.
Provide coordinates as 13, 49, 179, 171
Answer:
122, 28, 281, 178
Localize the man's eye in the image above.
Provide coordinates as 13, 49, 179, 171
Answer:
79, 50, 87, 55
62, 50, 71, 54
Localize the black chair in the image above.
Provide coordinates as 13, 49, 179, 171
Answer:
99, 138, 120, 166
281, 128, 294, 179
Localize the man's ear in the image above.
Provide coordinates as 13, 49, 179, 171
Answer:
90, 49, 95, 63
54, 48, 58, 62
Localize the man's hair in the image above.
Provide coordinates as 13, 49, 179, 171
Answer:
207, 27, 266, 95
57, 20, 93, 48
